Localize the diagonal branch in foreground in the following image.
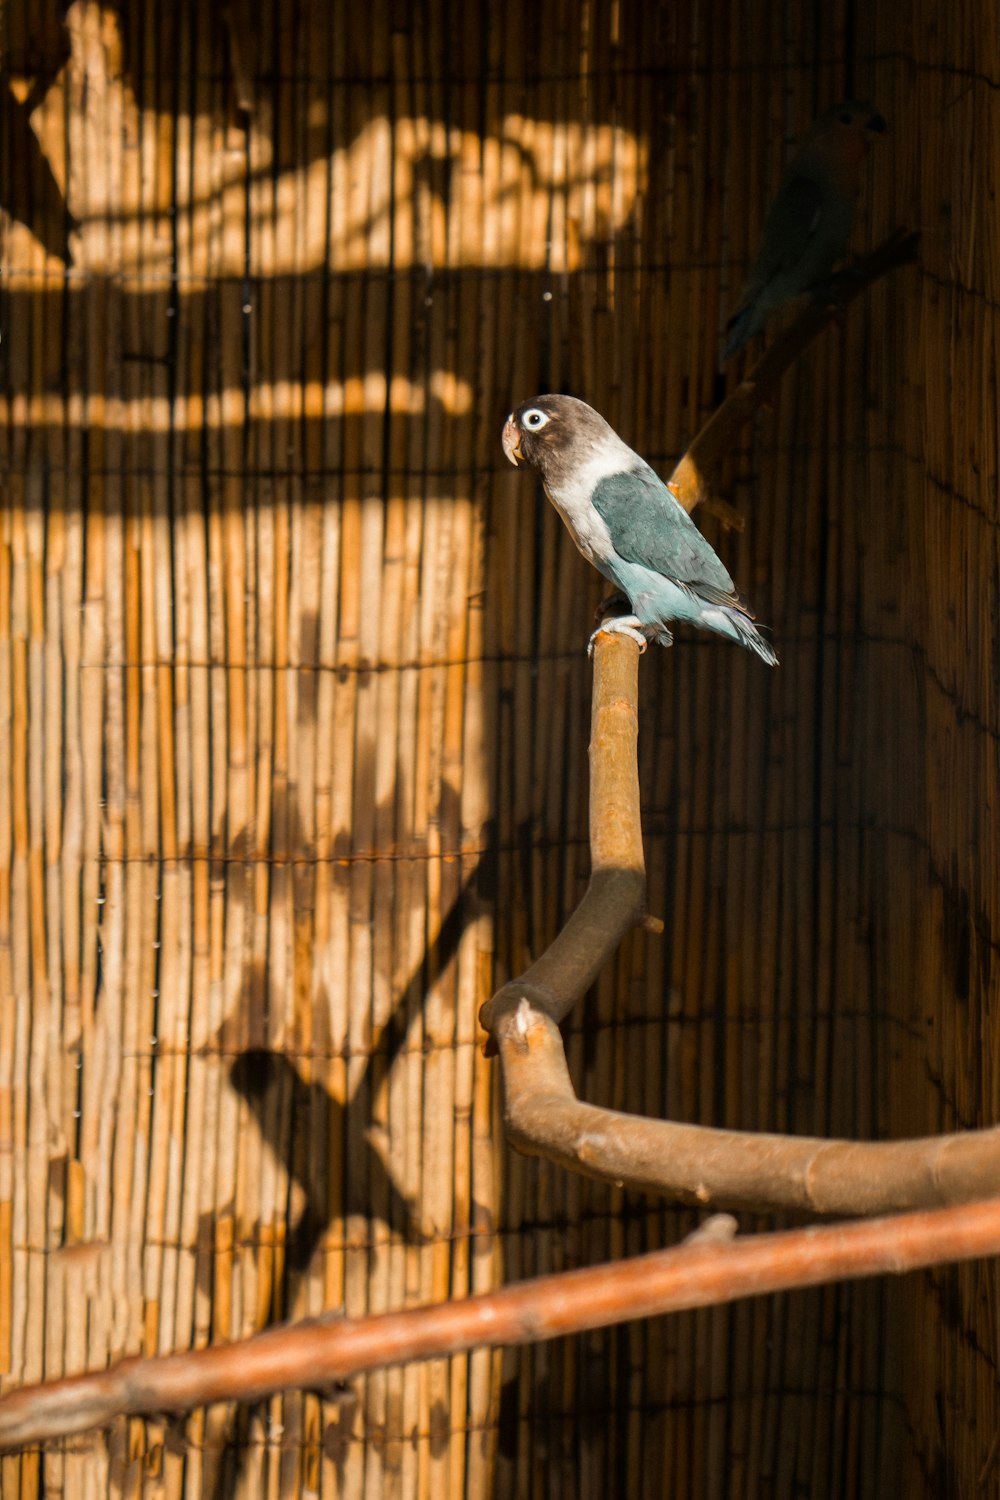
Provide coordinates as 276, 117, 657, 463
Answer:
668, 228, 919, 528
3, 1198, 1000, 1451
478, 627, 1000, 1214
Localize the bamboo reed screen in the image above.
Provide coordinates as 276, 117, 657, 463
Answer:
0, 0, 996, 1495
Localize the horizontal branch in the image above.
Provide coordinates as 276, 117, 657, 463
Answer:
480, 628, 1000, 1214
3, 1198, 1000, 1451
668, 228, 919, 526
498, 1001, 1000, 1212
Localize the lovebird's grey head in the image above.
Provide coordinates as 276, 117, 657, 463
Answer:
803, 99, 888, 163
501, 394, 627, 488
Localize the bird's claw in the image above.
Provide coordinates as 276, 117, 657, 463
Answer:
587, 615, 648, 657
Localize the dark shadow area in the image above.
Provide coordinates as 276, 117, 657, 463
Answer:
193, 609, 495, 1490
224, 832, 484, 1280
1, 0, 667, 282
0, 263, 714, 533
228, 1042, 421, 1270
0, 88, 77, 262
205, 847, 487, 1496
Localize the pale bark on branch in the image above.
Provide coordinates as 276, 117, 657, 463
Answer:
4, 1198, 1000, 1451
479, 627, 1000, 1214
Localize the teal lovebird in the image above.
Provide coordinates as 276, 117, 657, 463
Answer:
723, 100, 887, 361
501, 395, 777, 664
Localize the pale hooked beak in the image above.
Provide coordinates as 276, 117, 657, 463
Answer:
501, 414, 523, 466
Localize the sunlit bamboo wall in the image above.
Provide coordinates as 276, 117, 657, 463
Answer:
0, 0, 996, 1495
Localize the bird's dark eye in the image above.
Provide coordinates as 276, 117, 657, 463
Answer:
838, 111, 853, 124
522, 408, 550, 430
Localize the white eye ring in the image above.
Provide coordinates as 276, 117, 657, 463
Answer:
522, 408, 550, 431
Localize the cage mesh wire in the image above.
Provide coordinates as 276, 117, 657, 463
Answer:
0, 0, 996, 1495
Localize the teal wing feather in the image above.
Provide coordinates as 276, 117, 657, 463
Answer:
591, 467, 742, 608
750, 174, 824, 281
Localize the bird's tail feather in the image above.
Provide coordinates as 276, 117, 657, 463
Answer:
722, 305, 755, 363
701, 605, 779, 665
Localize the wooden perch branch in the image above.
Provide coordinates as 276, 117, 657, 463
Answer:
479, 628, 1000, 1214
4, 1198, 1000, 1451
481, 632, 648, 1033
668, 229, 919, 528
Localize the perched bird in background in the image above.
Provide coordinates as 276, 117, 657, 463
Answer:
501, 395, 777, 664
723, 100, 887, 362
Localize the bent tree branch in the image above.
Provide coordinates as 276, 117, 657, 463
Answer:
479, 626, 1000, 1214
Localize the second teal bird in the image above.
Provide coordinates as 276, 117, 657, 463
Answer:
724, 100, 887, 362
